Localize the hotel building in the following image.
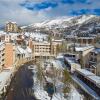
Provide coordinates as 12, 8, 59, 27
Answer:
29, 39, 57, 60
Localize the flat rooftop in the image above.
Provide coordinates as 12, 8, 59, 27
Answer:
92, 48, 100, 54
75, 46, 94, 52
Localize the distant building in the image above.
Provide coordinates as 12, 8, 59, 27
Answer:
65, 35, 96, 45
77, 37, 96, 45
4, 33, 24, 43
5, 22, 18, 33
0, 42, 5, 71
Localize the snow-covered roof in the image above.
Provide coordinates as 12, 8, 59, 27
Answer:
75, 46, 94, 52
88, 75, 100, 87
76, 69, 100, 88
0, 31, 7, 35
76, 69, 95, 76
92, 48, 100, 54
77, 37, 96, 39
6, 21, 16, 24
16, 46, 26, 54
33, 41, 50, 45
0, 42, 5, 46
16, 46, 32, 58
64, 57, 77, 63
52, 39, 63, 42
25, 47, 32, 53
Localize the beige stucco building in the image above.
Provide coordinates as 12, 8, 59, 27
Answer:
75, 46, 94, 68
65, 35, 96, 45
4, 43, 16, 68
5, 22, 18, 33
28, 39, 57, 60
89, 48, 100, 76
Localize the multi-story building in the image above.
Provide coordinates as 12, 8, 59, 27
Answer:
89, 48, 100, 76
77, 37, 96, 45
4, 43, 16, 68
0, 42, 5, 71
4, 33, 24, 43
29, 39, 57, 60
65, 35, 96, 45
75, 45, 94, 68
5, 22, 18, 33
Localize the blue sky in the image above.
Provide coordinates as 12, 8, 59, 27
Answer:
0, 0, 100, 25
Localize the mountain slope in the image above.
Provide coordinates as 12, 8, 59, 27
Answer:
23, 15, 100, 36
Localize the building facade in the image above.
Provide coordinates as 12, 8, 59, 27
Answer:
4, 43, 16, 68
65, 35, 96, 45
5, 22, 18, 33
89, 48, 100, 76
29, 39, 57, 60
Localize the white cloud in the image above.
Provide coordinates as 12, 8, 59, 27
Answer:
0, 0, 48, 25
0, 0, 100, 26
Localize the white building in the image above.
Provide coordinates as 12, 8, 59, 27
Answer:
16, 46, 32, 61
4, 33, 21, 42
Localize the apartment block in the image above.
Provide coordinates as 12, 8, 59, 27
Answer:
75, 45, 94, 68
4, 43, 16, 68
5, 22, 18, 33
89, 48, 100, 76
29, 40, 57, 60
65, 35, 96, 45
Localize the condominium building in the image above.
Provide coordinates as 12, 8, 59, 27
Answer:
89, 48, 100, 76
4, 43, 16, 68
4, 33, 24, 43
77, 37, 96, 45
75, 45, 94, 68
29, 39, 57, 60
65, 35, 96, 45
5, 22, 18, 33
0, 42, 5, 71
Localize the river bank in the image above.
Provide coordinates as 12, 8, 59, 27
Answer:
5, 62, 37, 100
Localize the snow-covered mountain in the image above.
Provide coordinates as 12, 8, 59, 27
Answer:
23, 15, 100, 36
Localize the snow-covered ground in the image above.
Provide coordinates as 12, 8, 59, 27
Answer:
25, 32, 48, 42
31, 61, 83, 100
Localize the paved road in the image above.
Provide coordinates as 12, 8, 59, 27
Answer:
5, 63, 37, 100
